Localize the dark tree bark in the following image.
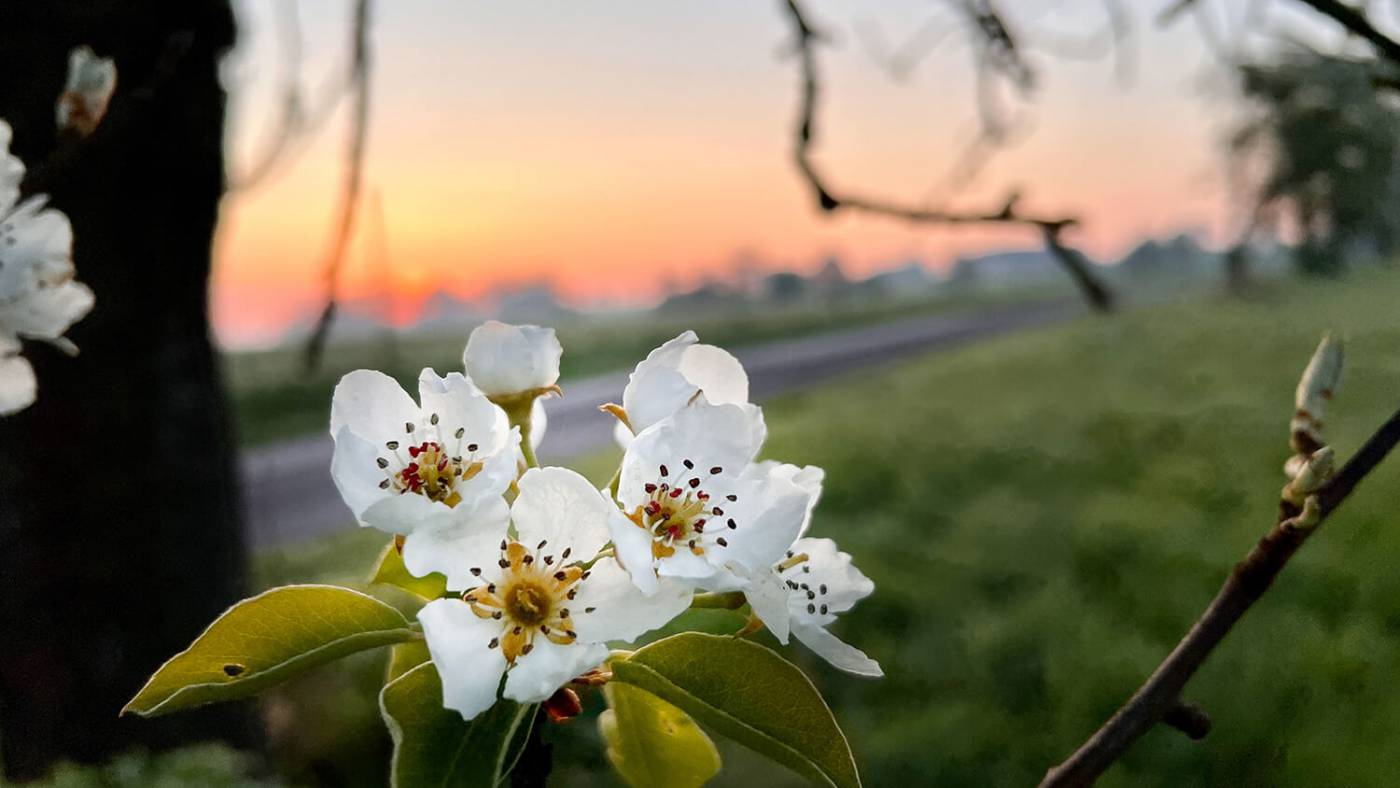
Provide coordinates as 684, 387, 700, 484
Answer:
0, 1, 256, 779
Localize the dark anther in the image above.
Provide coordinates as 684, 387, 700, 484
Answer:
710, 466, 723, 475
470, 567, 482, 576
455, 427, 466, 439
688, 478, 700, 488
405, 422, 415, 433
386, 440, 399, 450
727, 519, 737, 529
807, 603, 816, 614
467, 443, 479, 452
488, 637, 499, 648
376, 457, 389, 468
683, 459, 694, 469
554, 571, 567, 580
660, 464, 669, 476
726, 494, 737, 501
498, 559, 510, 568
717, 537, 729, 547
430, 413, 440, 425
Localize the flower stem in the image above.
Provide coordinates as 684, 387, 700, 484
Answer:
690, 591, 747, 610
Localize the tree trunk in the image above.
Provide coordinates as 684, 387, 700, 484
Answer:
0, 1, 256, 779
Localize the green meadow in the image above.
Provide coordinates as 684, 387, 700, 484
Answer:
245, 270, 1400, 787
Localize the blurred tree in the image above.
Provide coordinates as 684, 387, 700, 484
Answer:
0, 0, 256, 779
1233, 51, 1400, 276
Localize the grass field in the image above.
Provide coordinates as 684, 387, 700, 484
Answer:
224, 290, 1047, 447
255, 270, 1400, 786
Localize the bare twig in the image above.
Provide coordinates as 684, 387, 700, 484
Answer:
1293, 0, 1400, 66
303, 0, 372, 373
778, 0, 1115, 312
1040, 373, 1400, 786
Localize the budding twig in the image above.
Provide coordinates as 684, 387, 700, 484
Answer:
1040, 336, 1400, 787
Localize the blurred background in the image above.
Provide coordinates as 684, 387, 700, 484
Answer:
5, 0, 1400, 785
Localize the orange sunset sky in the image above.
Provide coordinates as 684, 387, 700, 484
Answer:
212, 1, 1328, 348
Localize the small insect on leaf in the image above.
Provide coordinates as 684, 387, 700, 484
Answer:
222, 664, 246, 677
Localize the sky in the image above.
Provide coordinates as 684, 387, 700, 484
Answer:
212, 0, 1335, 348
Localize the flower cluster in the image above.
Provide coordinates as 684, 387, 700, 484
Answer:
0, 120, 93, 415
330, 321, 880, 720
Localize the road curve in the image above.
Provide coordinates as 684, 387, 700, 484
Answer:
241, 300, 1079, 549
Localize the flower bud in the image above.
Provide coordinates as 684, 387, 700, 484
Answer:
1282, 445, 1333, 506
1285, 334, 1343, 477
56, 46, 116, 138
463, 321, 562, 399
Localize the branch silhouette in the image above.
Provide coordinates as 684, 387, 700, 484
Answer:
779, 0, 1115, 312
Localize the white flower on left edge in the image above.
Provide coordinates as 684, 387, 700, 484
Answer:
746, 537, 882, 677
462, 321, 561, 398
330, 368, 519, 586
610, 398, 819, 593
420, 467, 691, 720
0, 120, 94, 416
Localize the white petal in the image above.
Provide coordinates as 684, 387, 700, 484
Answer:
621, 332, 697, 433
622, 332, 749, 435
330, 369, 421, 445
329, 426, 395, 522
419, 599, 509, 720
9, 280, 93, 340
361, 488, 452, 534
0, 120, 22, 214
503, 638, 607, 705
618, 399, 763, 511
792, 622, 883, 678
402, 496, 511, 590
754, 462, 824, 538
710, 464, 813, 574
0, 353, 36, 415
417, 369, 508, 452
511, 467, 614, 560
676, 342, 747, 407
786, 537, 875, 625
657, 548, 719, 581
463, 321, 562, 396
606, 507, 659, 594
738, 567, 791, 643
571, 558, 692, 643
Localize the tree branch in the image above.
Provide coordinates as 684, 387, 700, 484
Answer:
778, 0, 1115, 312
1293, 0, 1400, 67
303, 0, 372, 372
1039, 403, 1400, 787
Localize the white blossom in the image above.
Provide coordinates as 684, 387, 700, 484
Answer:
612, 331, 758, 445
56, 46, 117, 137
0, 121, 94, 415
610, 398, 817, 593
330, 368, 518, 587
420, 467, 691, 720
750, 537, 882, 677
462, 321, 562, 398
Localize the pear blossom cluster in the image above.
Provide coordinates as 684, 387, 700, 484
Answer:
330, 321, 881, 721
0, 120, 94, 416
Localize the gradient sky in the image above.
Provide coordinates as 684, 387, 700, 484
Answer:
213, 1, 1333, 347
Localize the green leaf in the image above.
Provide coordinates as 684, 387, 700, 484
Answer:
386, 640, 432, 684
611, 632, 861, 788
122, 584, 417, 717
380, 662, 537, 788
371, 540, 449, 601
599, 682, 721, 788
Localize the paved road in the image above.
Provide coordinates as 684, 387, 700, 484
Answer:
242, 300, 1080, 549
